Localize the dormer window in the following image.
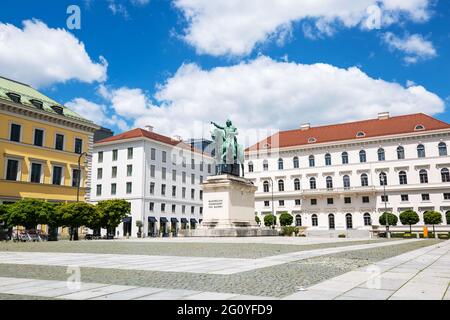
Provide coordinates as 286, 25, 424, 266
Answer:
308, 137, 316, 143
414, 124, 425, 131
30, 99, 43, 109
51, 105, 64, 115
6, 92, 21, 103
356, 131, 365, 138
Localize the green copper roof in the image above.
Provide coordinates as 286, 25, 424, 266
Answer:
0, 76, 93, 124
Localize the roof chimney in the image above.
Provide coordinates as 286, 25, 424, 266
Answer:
144, 125, 153, 132
378, 112, 389, 120
300, 123, 310, 130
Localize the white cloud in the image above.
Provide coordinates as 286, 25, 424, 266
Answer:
100, 56, 444, 145
108, 0, 130, 18
382, 32, 437, 64
65, 97, 129, 131
130, 0, 150, 6
173, 0, 432, 56
0, 19, 107, 88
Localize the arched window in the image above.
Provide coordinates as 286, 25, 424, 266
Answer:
346, 213, 353, 229
294, 178, 301, 191
377, 148, 385, 161
295, 214, 302, 227
343, 175, 350, 189
263, 181, 269, 193
399, 171, 408, 185
441, 168, 450, 182
439, 142, 447, 156
417, 144, 425, 158
326, 176, 333, 189
328, 214, 335, 229
359, 150, 366, 163
263, 160, 268, 171
341, 152, 348, 164
309, 177, 316, 189
311, 214, 318, 226
293, 156, 299, 168
325, 153, 331, 166
278, 179, 285, 192
278, 158, 284, 170
309, 155, 315, 167
397, 146, 405, 159
419, 169, 428, 184
248, 161, 253, 172
363, 213, 372, 226
360, 173, 368, 187
379, 172, 387, 186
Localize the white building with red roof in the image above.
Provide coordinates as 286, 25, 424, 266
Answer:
245, 112, 450, 235
90, 126, 214, 238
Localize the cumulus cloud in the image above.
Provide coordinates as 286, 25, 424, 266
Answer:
98, 56, 444, 145
382, 32, 437, 64
173, 0, 432, 56
0, 19, 107, 88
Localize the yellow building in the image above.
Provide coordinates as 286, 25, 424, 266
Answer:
0, 76, 100, 206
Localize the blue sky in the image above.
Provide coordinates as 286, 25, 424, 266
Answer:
0, 0, 449, 144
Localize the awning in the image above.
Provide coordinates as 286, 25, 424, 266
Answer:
122, 217, 132, 223
148, 216, 157, 223
160, 217, 168, 223
181, 218, 188, 223
171, 217, 179, 223
190, 218, 197, 223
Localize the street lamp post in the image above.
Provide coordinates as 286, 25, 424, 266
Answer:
268, 177, 275, 228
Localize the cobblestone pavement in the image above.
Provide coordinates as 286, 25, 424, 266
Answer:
0, 239, 417, 274
0, 240, 447, 300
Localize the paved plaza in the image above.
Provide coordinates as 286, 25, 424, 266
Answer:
0, 237, 448, 300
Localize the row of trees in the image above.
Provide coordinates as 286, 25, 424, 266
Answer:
0, 199, 130, 240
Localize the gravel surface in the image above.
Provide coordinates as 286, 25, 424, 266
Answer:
0, 239, 440, 298
0, 239, 389, 259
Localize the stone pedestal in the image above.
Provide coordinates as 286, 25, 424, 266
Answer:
190, 174, 278, 237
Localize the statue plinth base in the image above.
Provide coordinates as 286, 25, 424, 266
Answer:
184, 175, 278, 237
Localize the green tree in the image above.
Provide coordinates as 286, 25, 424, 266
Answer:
379, 212, 398, 226
57, 202, 97, 241
399, 210, 420, 233
423, 211, 443, 236
279, 212, 293, 226
255, 215, 260, 225
0, 204, 8, 225
264, 214, 276, 227
96, 199, 131, 236
6, 199, 52, 230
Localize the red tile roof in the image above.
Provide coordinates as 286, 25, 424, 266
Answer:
247, 113, 450, 152
96, 128, 205, 155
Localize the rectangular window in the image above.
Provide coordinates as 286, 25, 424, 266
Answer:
162, 167, 166, 179
112, 149, 118, 161
34, 129, 44, 146
362, 196, 370, 203
52, 166, 63, 185
172, 154, 177, 165
6, 159, 19, 181
111, 183, 117, 195
344, 197, 351, 204
161, 184, 166, 196
444, 193, 450, 200
55, 134, 64, 150
200, 176, 203, 184
279, 200, 285, 206
182, 205, 186, 214
264, 201, 270, 207
191, 158, 195, 169
10, 123, 21, 142
74, 138, 83, 154
172, 204, 176, 213
182, 187, 186, 199
310, 199, 317, 205
381, 195, 388, 202
30, 163, 42, 183
172, 169, 176, 181
150, 182, 155, 194
126, 182, 132, 194
98, 151, 103, 163
208, 164, 211, 174
421, 193, 430, 201
127, 164, 133, 177
162, 151, 167, 163
150, 165, 155, 177
149, 202, 154, 212
200, 162, 203, 171
111, 166, 117, 178
182, 157, 186, 167
191, 188, 195, 200
161, 203, 166, 212
127, 147, 133, 159
72, 169, 81, 187
151, 148, 156, 160
172, 186, 176, 197
200, 207, 203, 214
191, 174, 195, 184
295, 199, 301, 206
327, 198, 334, 205
96, 184, 102, 196
191, 206, 195, 214
97, 168, 103, 180
401, 194, 409, 202
200, 190, 203, 200
182, 172, 186, 183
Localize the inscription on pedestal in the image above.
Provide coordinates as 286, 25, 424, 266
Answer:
208, 199, 223, 209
